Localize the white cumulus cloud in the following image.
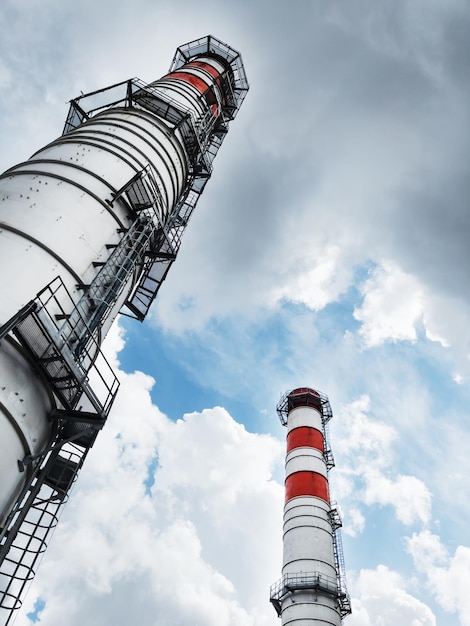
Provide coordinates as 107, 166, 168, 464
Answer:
354, 260, 425, 346
15, 323, 284, 626
363, 471, 432, 526
406, 530, 470, 625
347, 565, 436, 626
332, 395, 432, 527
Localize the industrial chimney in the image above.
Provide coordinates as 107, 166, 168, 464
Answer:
270, 388, 351, 624
0, 36, 248, 623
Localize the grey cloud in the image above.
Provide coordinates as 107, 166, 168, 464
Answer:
2, 0, 469, 336
389, 176, 470, 298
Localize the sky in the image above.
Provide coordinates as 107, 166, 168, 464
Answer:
2, 0, 470, 624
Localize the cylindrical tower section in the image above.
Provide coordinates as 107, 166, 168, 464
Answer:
0, 51, 232, 326
0, 35, 248, 542
270, 388, 350, 625
152, 55, 228, 126
0, 68, 193, 533
0, 35, 248, 623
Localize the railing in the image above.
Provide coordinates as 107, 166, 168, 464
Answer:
270, 570, 339, 598
276, 388, 333, 428
113, 168, 184, 321
270, 570, 340, 617
18, 277, 119, 417
170, 35, 249, 118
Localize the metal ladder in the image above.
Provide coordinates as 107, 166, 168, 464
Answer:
329, 507, 352, 619
0, 435, 94, 624
0, 278, 119, 623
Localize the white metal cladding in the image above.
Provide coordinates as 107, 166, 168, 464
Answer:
0, 109, 188, 324
0, 102, 184, 527
283, 499, 332, 534
282, 534, 338, 578
0, 340, 53, 527
281, 593, 342, 626
283, 497, 337, 579
287, 406, 323, 433
285, 448, 327, 479
284, 496, 331, 516
149, 79, 208, 123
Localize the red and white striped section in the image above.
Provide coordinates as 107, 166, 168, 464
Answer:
151, 56, 227, 122
285, 402, 329, 504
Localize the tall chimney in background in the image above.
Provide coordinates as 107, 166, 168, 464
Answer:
270, 387, 351, 625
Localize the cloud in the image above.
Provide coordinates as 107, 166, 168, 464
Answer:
15, 322, 284, 626
406, 530, 470, 625
351, 258, 470, 387
343, 507, 366, 538
3, 0, 470, 379
352, 259, 470, 381
332, 396, 432, 528
139, 1, 470, 393
406, 529, 448, 572
363, 471, 432, 526
354, 260, 425, 346
347, 565, 436, 626
274, 244, 355, 312
2, 3, 470, 625
334, 395, 397, 463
